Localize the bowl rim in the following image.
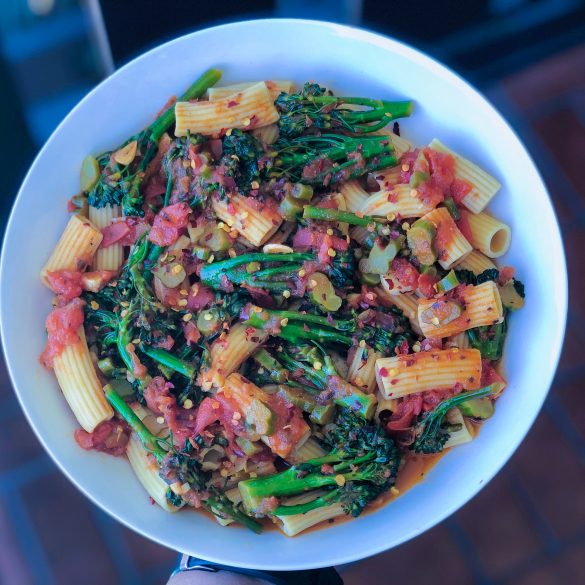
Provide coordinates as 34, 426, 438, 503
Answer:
0, 17, 568, 569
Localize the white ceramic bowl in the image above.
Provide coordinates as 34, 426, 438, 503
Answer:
0, 19, 567, 570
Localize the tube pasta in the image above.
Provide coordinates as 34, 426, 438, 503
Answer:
348, 346, 382, 394
465, 211, 511, 258
375, 348, 482, 399
175, 82, 279, 137
340, 180, 369, 212
445, 332, 471, 350
361, 184, 436, 219
89, 205, 124, 271
417, 281, 504, 338
208, 80, 294, 102
200, 324, 269, 389
52, 328, 113, 432
126, 433, 180, 512
420, 207, 472, 269
374, 288, 423, 335
41, 215, 103, 287
287, 437, 328, 464
275, 491, 346, 536
374, 393, 398, 424
443, 408, 474, 449
454, 250, 497, 275
429, 139, 501, 214
212, 194, 282, 247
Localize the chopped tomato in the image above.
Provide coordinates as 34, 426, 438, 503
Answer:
292, 228, 348, 253
100, 222, 131, 248
263, 393, 309, 459
186, 283, 215, 311
74, 419, 130, 456
423, 148, 455, 192
498, 266, 515, 285
46, 270, 83, 302
385, 394, 423, 431
481, 360, 506, 387
399, 150, 419, 183
144, 377, 197, 445
118, 217, 150, 246
417, 180, 444, 208
417, 271, 439, 298
420, 337, 443, 352
149, 203, 191, 247
450, 178, 473, 205
456, 210, 473, 243
40, 298, 84, 367
391, 257, 420, 289
183, 321, 201, 345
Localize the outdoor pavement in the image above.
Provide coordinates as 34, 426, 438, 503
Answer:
1, 43, 584, 585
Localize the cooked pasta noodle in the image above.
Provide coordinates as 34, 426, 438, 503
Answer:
466, 211, 511, 258
89, 204, 124, 271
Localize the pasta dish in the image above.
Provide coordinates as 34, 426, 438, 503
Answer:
39, 68, 525, 535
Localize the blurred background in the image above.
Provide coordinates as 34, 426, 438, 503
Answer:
1, 1, 585, 583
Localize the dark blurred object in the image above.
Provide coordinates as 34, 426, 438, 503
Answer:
99, 0, 275, 65
362, 0, 585, 82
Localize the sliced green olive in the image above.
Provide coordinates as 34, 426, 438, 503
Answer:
235, 437, 264, 456
197, 308, 224, 336
80, 155, 100, 193
435, 270, 460, 294
290, 183, 314, 201
279, 194, 304, 220
308, 272, 342, 312
407, 219, 437, 265
206, 228, 232, 252
153, 262, 186, 288
363, 236, 404, 275
499, 280, 525, 311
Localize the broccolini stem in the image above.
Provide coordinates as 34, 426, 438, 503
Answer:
205, 495, 263, 534
257, 308, 355, 332
303, 206, 382, 227
116, 308, 136, 374
141, 346, 195, 378
243, 311, 353, 346
200, 252, 314, 289
104, 385, 167, 460
149, 68, 222, 142
273, 491, 338, 516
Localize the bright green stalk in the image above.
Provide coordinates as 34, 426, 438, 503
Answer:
200, 252, 313, 289
149, 68, 222, 142
141, 346, 195, 378
303, 205, 382, 227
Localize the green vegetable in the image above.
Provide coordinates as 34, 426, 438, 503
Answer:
80, 156, 100, 192
278, 345, 376, 419
412, 385, 497, 453
253, 349, 289, 384
458, 397, 494, 420
443, 197, 460, 220
153, 262, 186, 288
239, 408, 400, 517
275, 83, 413, 138
199, 252, 313, 290
264, 384, 336, 425
104, 384, 262, 533
308, 272, 342, 312
290, 182, 314, 201
435, 270, 459, 294
269, 134, 397, 187
409, 151, 429, 188
467, 315, 507, 361
361, 237, 403, 275
303, 205, 380, 227
279, 194, 305, 220
499, 280, 525, 311
220, 129, 263, 193
407, 219, 437, 265
235, 437, 263, 457
140, 346, 195, 379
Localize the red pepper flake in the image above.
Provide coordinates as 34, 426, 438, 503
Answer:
379, 367, 389, 377
249, 114, 259, 127
227, 100, 239, 108
390, 379, 398, 385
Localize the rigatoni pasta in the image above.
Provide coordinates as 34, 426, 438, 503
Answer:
375, 349, 482, 399
429, 138, 501, 214
41, 214, 102, 286
417, 281, 504, 338
176, 82, 279, 137
40, 66, 523, 537
465, 211, 511, 258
